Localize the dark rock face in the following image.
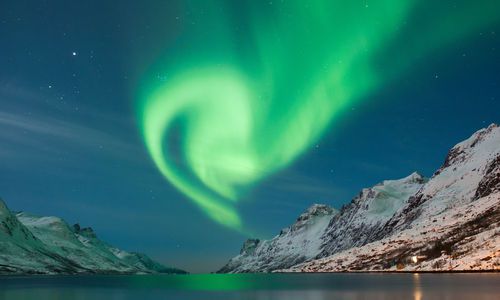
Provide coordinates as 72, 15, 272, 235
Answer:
297, 204, 334, 221
474, 154, 500, 200
435, 123, 498, 176
372, 192, 429, 241
240, 239, 260, 255
441, 147, 466, 171
73, 225, 97, 239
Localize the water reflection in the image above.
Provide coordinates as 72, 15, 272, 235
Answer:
0, 273, 498, 300
413, 273, 422, 300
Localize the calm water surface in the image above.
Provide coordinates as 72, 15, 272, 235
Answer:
0, 273, 498, 299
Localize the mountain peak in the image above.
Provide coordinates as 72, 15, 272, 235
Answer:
404, 171, 425, 183
72, 223, 97, 239
290, 204, 337, 232
486, 122, 498, 129
298, 204, 336, 220
441, 124, 500, 170
239, 238, 260, 255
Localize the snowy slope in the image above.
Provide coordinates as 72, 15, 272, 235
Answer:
0, 200, 186, 275
375, 123, 500, 239
222, 124, 500, 273
219, 172, 425, 273
286, 124, 500, 272
0, 200, 71, 274
319, 172, 426, 257
218, 204, 337, 273
289, 192, 499, 272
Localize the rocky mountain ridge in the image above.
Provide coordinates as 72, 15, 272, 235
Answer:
218, 204, 337, 273
220, 124, 500, 272
0, 200, 186, 275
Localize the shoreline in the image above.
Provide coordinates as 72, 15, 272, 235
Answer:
1, 270, 499, 276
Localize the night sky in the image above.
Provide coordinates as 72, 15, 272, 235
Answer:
1, 0, 499, 273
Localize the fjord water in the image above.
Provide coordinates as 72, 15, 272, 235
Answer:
0, 273, 498, 299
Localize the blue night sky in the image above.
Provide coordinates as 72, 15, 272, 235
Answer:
0, 1, 499, 272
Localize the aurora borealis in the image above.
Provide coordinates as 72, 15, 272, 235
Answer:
137, 0, 500, 231
1, 0, 499, 272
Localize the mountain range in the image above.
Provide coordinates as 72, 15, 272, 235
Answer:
219, 124, 500, 272
0, 200, 186, 275
2, 124, 498, 274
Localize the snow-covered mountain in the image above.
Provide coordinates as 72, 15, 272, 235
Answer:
0, 200, 186, 275
218, 204, 337, 273
219, 173, 426, 273
221, 124, 500, 273
319, 172, 426, 257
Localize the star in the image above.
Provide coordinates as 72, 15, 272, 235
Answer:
72, 52, 77, 56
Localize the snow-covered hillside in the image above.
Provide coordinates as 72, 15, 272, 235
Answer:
288, 124, 500, 272
221, 124, 500, 273
289, 191, 499, 272
218, 204, 337, 273
219, 172, 426, 273
0, 201, 186, 275
375, 123, 500, 239
319, 172, 426, 257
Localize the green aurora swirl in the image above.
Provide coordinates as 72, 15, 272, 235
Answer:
137, 0, 499, 231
